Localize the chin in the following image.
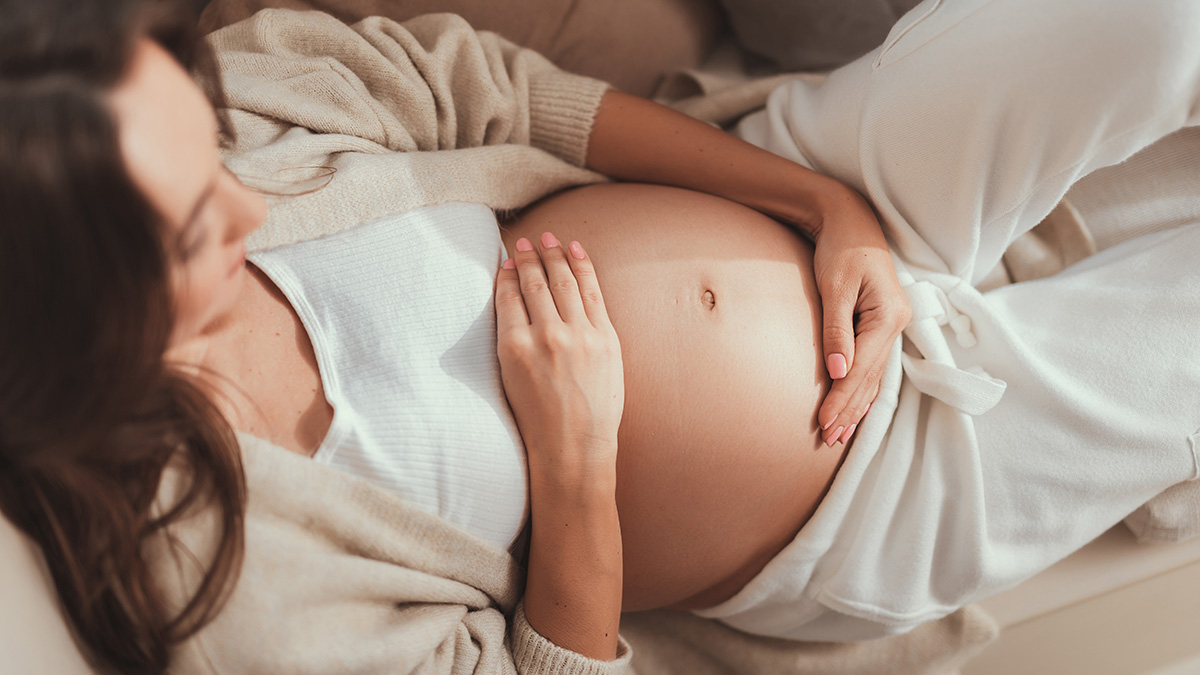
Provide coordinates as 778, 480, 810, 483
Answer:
212, 273, 247, 327
196, 273, 247, 338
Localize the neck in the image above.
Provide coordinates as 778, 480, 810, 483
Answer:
163, 333, 213, 371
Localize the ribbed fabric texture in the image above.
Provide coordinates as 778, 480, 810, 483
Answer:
511, 603, 633, 675
528, 72, 609, 167
248, 203, 528, 550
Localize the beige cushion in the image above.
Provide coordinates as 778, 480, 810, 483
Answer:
1125, 481, 1200, 543
0, 514, 95, 674
199, 0, 723, 97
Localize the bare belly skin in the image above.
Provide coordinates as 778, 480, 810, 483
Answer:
502, 183, 847, 612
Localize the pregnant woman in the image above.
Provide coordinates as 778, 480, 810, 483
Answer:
3, 0, 1198, 673
0, 0, 905, 672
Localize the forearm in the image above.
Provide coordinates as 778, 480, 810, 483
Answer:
584, 93, 905, 451
585, 89, 861, 238
523, 461, 623, 661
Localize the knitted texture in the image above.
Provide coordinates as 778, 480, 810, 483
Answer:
206, 10, 610, 253
511, 603, 633, 675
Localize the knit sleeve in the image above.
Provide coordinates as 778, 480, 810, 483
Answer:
207, 9, 610, 166
511, 601, 633, 675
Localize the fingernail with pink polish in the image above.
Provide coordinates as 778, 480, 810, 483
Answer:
840, 424, 857, 445
828, 426, 844, 447
502, 258, 515, 269
821, 416, 836, 431
827, 353, 848, 379
541, 232, 559, 248
516, 237, 533, 252
569, 241, 585, 260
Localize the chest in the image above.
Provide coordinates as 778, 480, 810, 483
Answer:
215, 266, 332, 457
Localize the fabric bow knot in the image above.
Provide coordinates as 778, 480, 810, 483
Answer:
895, 266, 1007, 417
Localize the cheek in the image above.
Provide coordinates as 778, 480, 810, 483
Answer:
245, 190, 268, 233
171, 270, 213, 337
171, 254, 238, 339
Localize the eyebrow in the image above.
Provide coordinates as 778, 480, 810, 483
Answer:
176, 173, 219, 247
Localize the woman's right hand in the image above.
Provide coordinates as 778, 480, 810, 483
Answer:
496, 233, 626, 661
495, 232, 625, 487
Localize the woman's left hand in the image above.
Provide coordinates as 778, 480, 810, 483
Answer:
810, 186, 910, 446
584, 90, 910, 446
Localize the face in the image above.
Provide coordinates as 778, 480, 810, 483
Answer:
109, 39, 266, 346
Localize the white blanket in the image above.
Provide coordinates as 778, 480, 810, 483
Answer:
694, 0, 1200, 641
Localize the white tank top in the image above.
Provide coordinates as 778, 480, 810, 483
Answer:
248, 203, 528, 550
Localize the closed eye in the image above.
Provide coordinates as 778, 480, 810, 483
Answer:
181, 228, 209, 260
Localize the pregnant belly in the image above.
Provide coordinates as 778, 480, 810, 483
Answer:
502, 183, 847, 611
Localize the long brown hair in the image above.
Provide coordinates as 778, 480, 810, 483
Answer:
0, 1, 246, 672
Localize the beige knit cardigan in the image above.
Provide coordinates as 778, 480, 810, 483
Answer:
155, 10, 998, 674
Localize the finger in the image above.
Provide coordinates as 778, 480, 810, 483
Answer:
564, 240, 611, 329
495, 257, 529, 336
839, 423, 857, 446
821, 379, 866, 446
818, 316, 897, 443
828, 376, 878, 446
819, 280, 857, 382
512, 236, 559, 325
862, 381, 882, 422
819, 348, 883, 439
537, 231, 586, 323
836, 379, 884, 445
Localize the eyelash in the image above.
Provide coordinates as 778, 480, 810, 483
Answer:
178, 167, 239, 261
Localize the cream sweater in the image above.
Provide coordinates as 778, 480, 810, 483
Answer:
154, 9, 998, 674
210, 10, 610, 251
